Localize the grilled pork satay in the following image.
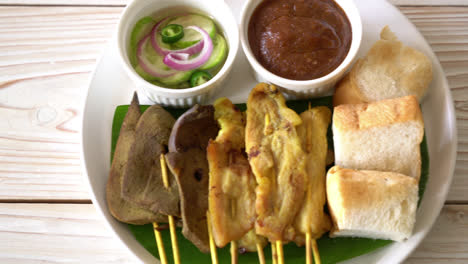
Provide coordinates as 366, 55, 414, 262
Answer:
293, 106, 332, 245
207, 97, 257, 248
245, 83, 307, 242
237, 229, 268, 253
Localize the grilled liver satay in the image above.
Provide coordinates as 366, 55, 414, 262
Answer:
106, 93, 167, 225
207, 97, 257, 248
165, 105, 219, 253
245, 83, 307, 242
121, 103, 180, 217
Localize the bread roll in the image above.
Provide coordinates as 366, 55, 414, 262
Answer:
326, 166, 419, 242
333, 26, 432, 106
332, 95, 424, 180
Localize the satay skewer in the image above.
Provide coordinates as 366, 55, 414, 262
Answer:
276, 240, 284, 264
264, 113, 284, 264
306, 233, 321, 264
306, 231, 322, 264
306, 232, 312, 264
257, 242, 266, 264
152, 222, 168, 264
159, 154, 181, 264
306, 102, 322, 264
207, 211, 218, 264
230, 241, 238, 264
271, 243, 277, 264
311, 239, 321, 264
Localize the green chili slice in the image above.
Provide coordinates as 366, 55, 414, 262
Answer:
160, 24, 184, 44
190, 70, 212, 87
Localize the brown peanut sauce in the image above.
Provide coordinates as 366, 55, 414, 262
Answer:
248, 0, 352, 80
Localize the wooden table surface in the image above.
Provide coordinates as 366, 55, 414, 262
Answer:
0, 0, 467, 263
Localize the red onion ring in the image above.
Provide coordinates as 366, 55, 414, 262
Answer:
163, 26, 213, 71
170, 53, 190, 60
137, 35, 178, 78
150, 18, 204, 56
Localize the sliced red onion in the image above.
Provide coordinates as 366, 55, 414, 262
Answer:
170, 53, 190, 60
163, 26, 213, 71
151, 18, 204, 56
137, 35, 178, 78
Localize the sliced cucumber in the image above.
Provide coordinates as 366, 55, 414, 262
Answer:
136, 37, 193, 86
130, 16, 156, 66
140, 36, 176, 75
167, 14, 217, 49
199, 34, 228, 70
156, 70, 194, 86
135, 64, 158, 81
137, 64, 193, 86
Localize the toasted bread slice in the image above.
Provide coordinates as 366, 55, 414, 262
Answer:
333, 95, 424, 180
326, 166, 419, 242
333, 26, 432, 106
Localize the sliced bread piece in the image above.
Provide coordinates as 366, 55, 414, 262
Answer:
332, 95, 424, 180
326, 166, 419, 241
333, 26, 432, 106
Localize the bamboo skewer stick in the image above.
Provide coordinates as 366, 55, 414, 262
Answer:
207, 211, 218, 264
264, 113, 283, 264
152, 222, 168, 264
149, 154, 171, 264
311, 239, 321, 264
149, 101, 325, 264
306, 232, 312, 264
275, 240, 284, 264
159, 154, 181, 264
271, 242, 277, 264
276, 240, 284, 264
256, 241, 266, 264
230, 241, 238, 264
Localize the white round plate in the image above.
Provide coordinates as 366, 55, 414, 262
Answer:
81, 0, 457, 263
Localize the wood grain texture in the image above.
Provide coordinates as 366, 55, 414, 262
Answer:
0, 2, 466, 264
400, 6, 468, 202
0, 203, 135, 263
0, 203, 465, 263
0, 6, 121, 200
0, 6, 466, 203
406, 205, 468, 263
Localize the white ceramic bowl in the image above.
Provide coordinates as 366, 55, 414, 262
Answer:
240, 0, 362, 98
117, 0, 239, 107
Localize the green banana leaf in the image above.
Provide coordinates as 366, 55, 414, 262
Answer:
110, 96, 429, 264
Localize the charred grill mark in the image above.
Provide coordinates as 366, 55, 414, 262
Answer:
284, 121, 293, 132
257, 219, 264, 227
265, 84, 279, 95
194, 168, 203, 182
154, 224, 169, 231
248, 147, 261, 159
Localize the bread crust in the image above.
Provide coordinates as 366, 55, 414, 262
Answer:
333, 95, 424, 132
332, 65, 367, 106
333, 26, 433, 106
326, 166, 419, 241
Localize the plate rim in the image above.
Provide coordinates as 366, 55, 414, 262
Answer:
80, 0, 458, 263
